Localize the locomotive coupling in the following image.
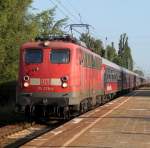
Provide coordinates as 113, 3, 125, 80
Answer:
42, 98, 48, 105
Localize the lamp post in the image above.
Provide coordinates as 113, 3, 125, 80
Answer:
105, 37, 108, 58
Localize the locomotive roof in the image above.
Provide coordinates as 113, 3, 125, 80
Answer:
35, 34, 87, 48
21, 40, 79, 49
21, 35, 88, 50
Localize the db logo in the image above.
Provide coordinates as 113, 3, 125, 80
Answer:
107, 84, 112, 91
40, 79, 50, 85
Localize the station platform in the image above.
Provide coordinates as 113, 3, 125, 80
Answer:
22, 89, 150, 148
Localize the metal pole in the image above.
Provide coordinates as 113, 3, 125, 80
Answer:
105, 37, 108, 58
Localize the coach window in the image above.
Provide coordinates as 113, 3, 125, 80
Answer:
50, 49, 70, 64
83, 53, 86, 66
92, 57, 96, 68
87, 54, 90, 67
90, 55, 92, 67
86, 53, 88, 66
108, 71, 110, 81
115, 72, 117, 81
112, 70, 115, 81
25, 48, 42, 64
85, 53, 88, 67
95, 58, 97, 68
97, 58, 101, 69
96, 58, 99, 69
107, 71, 110, 82
79, 49, 83, 65
89, 54, 91, 67
83, 53, 85, 66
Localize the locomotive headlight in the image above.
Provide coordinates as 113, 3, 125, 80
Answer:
44, 41, 49, 46
62, 82, 68, 88
23, 82, 29, 87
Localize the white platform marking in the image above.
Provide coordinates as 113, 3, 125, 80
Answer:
90, 130, 113, 133
72, 118, 83, 124
94, 109, 100, 112
105, 104, 110, 107
34, 137, 47, 141
50, 130, 63, 135
128, 108, 149, 111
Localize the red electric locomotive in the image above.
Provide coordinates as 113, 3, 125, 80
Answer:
16, 35, 145, 119
16, 35, 103, 118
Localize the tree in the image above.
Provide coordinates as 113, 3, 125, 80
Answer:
118, 33, 133, 70
106, 42, 117, 62
113, 56, 122, 66
34, 8, 67, 36
0, 1, 68, 84
0, 0, 38, 84
80, 33, 104, 56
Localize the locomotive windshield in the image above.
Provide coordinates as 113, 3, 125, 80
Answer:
50, 49, 70, 64
25, 49, 42, 64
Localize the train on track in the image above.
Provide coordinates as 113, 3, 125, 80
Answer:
16, 34, 146, 119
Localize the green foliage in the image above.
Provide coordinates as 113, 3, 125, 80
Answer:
0, 0, 38, 84
79, 33, 134, 71
113, 56, 122, 66
106, 42, 117, 62
80, 33, 104, 56
34, 8, 68, 36
0, 1, 67, 84
118, 33, 133, 70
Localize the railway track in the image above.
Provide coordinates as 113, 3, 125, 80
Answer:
0, 123, 33, 140
0, 119, 66, 148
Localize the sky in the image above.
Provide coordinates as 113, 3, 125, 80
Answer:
32, 0, 150, 76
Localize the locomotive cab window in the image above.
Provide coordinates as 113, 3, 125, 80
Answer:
25, 49, 42, 64
50, 49, 70, 64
